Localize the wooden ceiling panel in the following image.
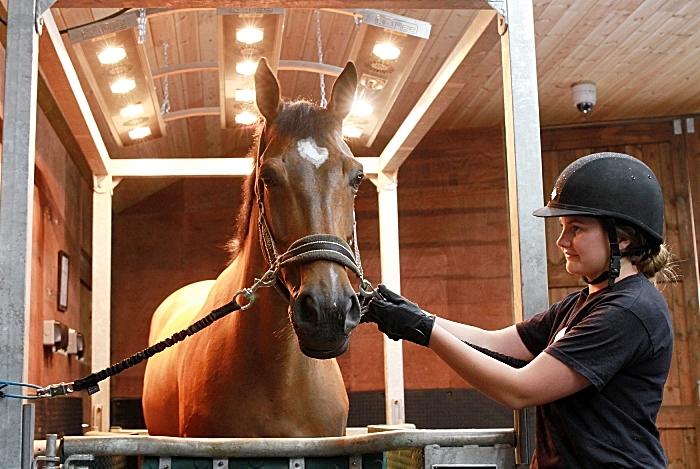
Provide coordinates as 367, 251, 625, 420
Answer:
44, 1, 700, 171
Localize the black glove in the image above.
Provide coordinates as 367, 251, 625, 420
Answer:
363, 284, 435, 346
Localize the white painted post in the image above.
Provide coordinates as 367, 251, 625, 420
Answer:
376, 171, 405, 425
91, 175, 113, 432
499, 1, 548, 464
0, 0, 40, 465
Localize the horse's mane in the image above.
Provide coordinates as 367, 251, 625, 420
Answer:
226, 99, 340, 262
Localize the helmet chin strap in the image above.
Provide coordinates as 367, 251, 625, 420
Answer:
583, 218, 621, 288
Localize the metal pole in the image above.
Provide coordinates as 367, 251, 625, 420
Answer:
377, 171, 405, 425
21, 404, 35, 469
0, 0, 40, 466
498, 1, 548, 465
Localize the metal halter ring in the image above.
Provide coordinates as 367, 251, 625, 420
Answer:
358, 279, 376, 299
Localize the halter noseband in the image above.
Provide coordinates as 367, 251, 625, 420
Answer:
254, 126, 367, 302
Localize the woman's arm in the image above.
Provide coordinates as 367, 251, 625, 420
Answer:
435, 319, 535, 362
429, 325, 591, 409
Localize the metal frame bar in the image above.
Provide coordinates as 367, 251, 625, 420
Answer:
499, 1, 546, 463
0, 0, 41, 466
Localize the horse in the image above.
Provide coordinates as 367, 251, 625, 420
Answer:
142, 58, 366, 438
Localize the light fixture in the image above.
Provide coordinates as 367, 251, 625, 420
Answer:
351, 100, 374, 117
68, 10, 166, 146
120, 103, 145, 118
342, 125, 363, 138
110, 78, 136, 94
97, 46, 126, 64
346, 10, 430, 146
235, 89, 256, 102
236, 27, 264, 44
129, 126, 152, 140
235, 61, 258, 76
235, 110, 259, 125
218, 8, 285, 129
372, 42, 401, 61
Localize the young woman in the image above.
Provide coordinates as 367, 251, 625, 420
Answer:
363, 152, 675, 468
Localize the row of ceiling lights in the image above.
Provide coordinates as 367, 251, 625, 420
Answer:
228, 25, 402, 136
97, 45, 152, 140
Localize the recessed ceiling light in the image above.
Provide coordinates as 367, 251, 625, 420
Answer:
235, 89, 256, 102
342, 125, 362, 138
98, 46, 126, 64
351, 100, 373, 117
128, 126, 152, 139
236, 27, 264, 44
110, 78, 136, 94
120, 103, 145, 118
235, 111, 258, 125
372, 43, 401, 61
235, 61, 258, 76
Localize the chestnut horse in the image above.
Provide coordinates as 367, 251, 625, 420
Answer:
142, 59, 365, 437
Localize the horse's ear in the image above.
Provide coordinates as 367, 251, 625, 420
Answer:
255, 57, 283, 123
327, 61, 357, 121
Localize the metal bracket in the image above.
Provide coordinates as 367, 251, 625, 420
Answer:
349, 455, 362, 469
290, 458, 305, 469
36, 0, 58, 34
213, 459, 229, 469
487, 0, 507, 25
159, 456, 172, 469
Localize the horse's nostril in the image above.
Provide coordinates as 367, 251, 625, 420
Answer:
295, 292, 320, 330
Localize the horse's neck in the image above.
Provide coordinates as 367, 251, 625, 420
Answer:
203, 202, 299, 362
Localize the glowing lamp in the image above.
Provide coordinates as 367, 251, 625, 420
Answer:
97, 46, 126, 64
110, 78, 136, 94
235, 111, 258, 125
235, 89, 256, 102
128, 126, 152, 139
236, 27, 264, 44
120, 103, 145, 118
372, 43, 401, 61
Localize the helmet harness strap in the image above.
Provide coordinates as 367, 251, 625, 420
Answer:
583, 218, 621, 287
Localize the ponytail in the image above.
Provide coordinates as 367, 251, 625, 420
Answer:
615, 221, 679, 284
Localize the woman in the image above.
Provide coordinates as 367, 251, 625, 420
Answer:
363, 152, 675, 468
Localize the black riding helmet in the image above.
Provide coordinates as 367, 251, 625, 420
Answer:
533, 152, 665, 286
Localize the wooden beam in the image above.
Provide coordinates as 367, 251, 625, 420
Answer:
39, 11, 111, 177
378, 10, 498, 174
109, 157, 379, 177
54, 0, 493, 9
152, 61, 218, 79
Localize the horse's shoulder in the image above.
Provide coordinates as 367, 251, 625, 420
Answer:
149, 280, 216, 345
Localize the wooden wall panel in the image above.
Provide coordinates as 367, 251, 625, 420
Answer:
28, 109, 93, 398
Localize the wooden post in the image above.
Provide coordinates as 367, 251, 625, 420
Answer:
91, 175, 114, 432
0, 0, 40, 465
377, 171, 405, 425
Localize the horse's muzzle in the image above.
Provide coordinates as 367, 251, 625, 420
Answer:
291, 281, 361, 359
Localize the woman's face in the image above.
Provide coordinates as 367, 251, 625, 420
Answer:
556, 216, 610, 281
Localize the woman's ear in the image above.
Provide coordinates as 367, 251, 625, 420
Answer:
619, 238, 631, 251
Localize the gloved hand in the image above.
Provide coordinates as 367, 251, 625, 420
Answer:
362, 284, 435, 346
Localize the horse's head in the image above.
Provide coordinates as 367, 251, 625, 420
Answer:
253, 58, 363, 359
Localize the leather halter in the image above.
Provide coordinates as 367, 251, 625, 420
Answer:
254, 126, 365, 301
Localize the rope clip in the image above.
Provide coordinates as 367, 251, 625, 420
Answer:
36, 382, 74, 399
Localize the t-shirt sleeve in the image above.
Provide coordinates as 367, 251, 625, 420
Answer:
516, 307, 556, 357
544, 306, 650, 390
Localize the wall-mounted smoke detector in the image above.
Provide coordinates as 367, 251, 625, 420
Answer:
571, 82, 597, 114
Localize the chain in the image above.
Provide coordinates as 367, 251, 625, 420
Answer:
315, 10, 327, 108
137, 8, 147, 44
160, 42, 171, 115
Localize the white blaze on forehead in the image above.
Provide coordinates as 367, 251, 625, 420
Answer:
297, 137, 329, 168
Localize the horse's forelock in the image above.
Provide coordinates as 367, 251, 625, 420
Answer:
226, 100, 340, 264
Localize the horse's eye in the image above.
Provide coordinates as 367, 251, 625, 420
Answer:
260, 170, 278, 189
351, 172, 364, 190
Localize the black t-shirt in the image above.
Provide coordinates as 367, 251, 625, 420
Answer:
516, 273, 673, 469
